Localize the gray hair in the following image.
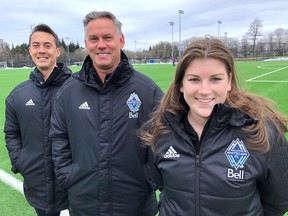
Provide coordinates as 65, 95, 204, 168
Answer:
83, 11, 122, 36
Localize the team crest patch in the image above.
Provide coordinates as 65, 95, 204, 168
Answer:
225, 138, 250, 170
126, 92, 141, 118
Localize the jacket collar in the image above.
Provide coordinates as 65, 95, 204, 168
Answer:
30, 63, 72, 87
74, 50, 133, 90
164, 103, 257, 137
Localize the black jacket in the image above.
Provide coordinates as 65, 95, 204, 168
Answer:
49, 52, 163, 215
4, 63, 71, 213
146, 103, 288, 216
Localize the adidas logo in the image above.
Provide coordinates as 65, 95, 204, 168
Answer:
79, 101, 90, 110
164, 146, 180, 158
25, 99, 35, 106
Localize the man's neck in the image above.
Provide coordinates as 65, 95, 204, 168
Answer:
38, 65, 56, 81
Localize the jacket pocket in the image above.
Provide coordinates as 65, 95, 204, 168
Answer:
15, 150, 24, 174
61, 163, 93, 190
58, 163, 77, 189
158, 199, 170, 216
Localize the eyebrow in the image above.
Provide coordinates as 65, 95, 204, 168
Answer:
186, 73, 225, 77
31, 41, 53, 45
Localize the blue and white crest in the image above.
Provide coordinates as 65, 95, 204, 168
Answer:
225, 138, 250, 170
126, 92, 142, 113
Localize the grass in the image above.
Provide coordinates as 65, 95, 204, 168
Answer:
0, 181, 35, 215
1, 61, 288, 215
236, 61, 288, 114
133, 64, 175, 92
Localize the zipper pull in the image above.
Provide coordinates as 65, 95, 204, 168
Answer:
196, 154, 200, 167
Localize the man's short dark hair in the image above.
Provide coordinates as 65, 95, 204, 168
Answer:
29, 24, 60, 47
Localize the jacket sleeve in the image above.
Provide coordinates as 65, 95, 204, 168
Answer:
258, 136, 288, 216
4, 96, 22, 174
143, 86, 164, 191
49, 95, 72, 189
154, 86, 164, 111
144, 148, 164, 191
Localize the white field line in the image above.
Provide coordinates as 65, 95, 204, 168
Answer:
0, 168, 69, 215
0, 169, 23, 194
246, 80, 288, 83
246, 65, 288, 82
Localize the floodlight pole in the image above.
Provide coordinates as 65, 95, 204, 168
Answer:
218, 20, 222, 38
65, 37, 70, 65
169, 21, 174, 58
178, 10, 184, 57
134, 40, 137, 60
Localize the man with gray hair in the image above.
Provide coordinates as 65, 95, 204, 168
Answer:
49, 11, 162, 215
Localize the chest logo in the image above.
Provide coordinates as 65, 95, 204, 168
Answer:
25, 99, 35, 106
164, 146, 180, 158
127, 92, 141, 118
225, 138, 250, 170
79, 101, 91, 110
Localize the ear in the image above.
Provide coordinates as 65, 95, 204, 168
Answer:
120, 34, 125, 49
28, 47, 32, 56
227, 72, 232, 91
56, 48, 61, 57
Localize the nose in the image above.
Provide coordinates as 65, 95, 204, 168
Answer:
198, 81, 211, 94
97, 38, 106, 48
38, 45, 46, 53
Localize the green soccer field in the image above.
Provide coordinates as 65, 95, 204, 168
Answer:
0, 61, 288, 215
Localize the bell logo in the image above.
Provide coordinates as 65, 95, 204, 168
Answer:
227, 168, 244, 180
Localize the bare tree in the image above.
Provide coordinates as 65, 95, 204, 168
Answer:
267, 34, 275, 57
246, 17, 263, 56
226, 38, 239, 57
241, 36, 249, 58
274, 27, 285, 55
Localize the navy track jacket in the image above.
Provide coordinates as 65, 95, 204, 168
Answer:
49, 52, 163, 215
146, 104, 288, 216
4, 63, 71, 213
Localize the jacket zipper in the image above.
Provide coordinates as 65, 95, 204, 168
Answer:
195, 154, 200, 216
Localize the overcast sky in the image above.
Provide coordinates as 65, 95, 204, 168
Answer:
1, 0, 288, 51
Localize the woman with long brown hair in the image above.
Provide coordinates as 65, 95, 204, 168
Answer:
139, 37, 288, 216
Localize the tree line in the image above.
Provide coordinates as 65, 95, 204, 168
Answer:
0, 17, 288, 68
126, 17, 288, 63
0, 39, 86, 68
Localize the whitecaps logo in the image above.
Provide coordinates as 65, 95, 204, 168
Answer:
225, 138, 250, 170
126, 92, 141, 118
225, 138, 250, 180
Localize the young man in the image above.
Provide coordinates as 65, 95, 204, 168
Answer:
4, 24, 71, 216
49, 11, 163, 215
